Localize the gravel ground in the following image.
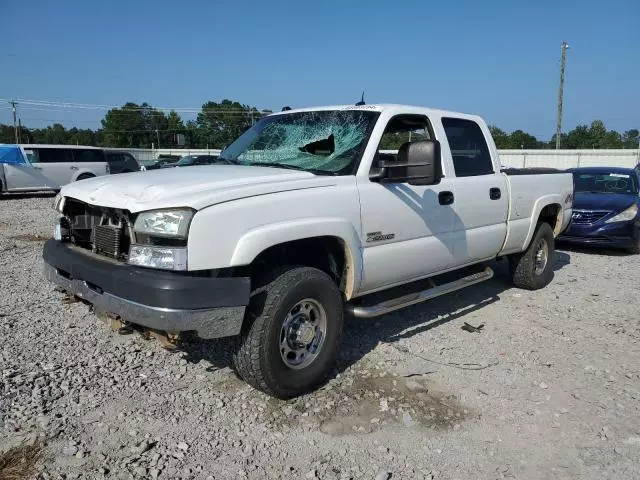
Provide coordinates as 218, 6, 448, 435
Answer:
1, 194, 640, 480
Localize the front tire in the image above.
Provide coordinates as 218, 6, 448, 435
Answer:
233, 266, 343, 398
509, 222, 555, 290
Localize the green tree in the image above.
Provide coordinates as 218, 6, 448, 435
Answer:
101, 102, 168, 148
164, 110, 186, 147
195, 99, 260, 148
489, 126, 509, 149
622, 129, 639, 149
507, 130, 539, 149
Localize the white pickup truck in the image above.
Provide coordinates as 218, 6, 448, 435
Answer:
43, 104, 573, 398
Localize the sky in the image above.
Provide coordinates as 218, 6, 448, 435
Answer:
1, 0, 638, 140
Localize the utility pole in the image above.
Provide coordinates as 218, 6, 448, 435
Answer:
17, 118, 22, 144
555, 41, 569, 149
9, 99, 18, 144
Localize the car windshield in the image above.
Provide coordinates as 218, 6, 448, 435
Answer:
219, 110, 380, 175
573, 172, 639, 194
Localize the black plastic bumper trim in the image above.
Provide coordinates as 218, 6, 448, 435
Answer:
42, 239, 250, 310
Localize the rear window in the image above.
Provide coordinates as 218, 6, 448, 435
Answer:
442, 118, 494, 177
573, 172, 639, 194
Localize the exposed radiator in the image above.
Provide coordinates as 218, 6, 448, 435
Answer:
93, 225, 122, 257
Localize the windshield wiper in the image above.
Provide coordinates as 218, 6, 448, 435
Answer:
246, 162, 336, 176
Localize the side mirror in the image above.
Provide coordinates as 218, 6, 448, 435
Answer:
372, 140, 442, 186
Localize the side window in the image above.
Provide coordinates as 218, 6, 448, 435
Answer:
442, 118, 494, 177
38, 149, 72, 163
73, 149, 105, 163
372, 115, 432, 170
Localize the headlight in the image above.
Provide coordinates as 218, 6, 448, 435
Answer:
52, 193, 65, 213
133, 209, 194, 238
128, 246, 187, 270
605, 204, 638, 223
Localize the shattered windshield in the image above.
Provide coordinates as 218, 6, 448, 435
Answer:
219, 110, 379, 175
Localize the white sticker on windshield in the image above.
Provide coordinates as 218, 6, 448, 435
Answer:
609, 174, 629, 178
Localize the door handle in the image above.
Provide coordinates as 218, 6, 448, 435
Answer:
438, 191, 454, 205
70, 166, 78, 170
490, 187, 501, 200
33, 166, 42, 170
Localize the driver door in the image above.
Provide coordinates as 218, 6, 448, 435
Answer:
357, 114, 457, 294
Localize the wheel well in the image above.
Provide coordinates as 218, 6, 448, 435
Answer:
538, 203, 563, 236
247, 237, 349, 294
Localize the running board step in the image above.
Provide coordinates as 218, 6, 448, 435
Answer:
346, 267, 494, 318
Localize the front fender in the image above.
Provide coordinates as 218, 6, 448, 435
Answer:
230, 218, 363, 299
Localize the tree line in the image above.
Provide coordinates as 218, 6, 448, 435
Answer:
0, 99, 638, 150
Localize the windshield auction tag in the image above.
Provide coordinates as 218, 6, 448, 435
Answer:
609, 174, 629, 178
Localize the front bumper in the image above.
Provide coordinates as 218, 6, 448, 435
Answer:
43, 239, 250, 338
558, 220, 639, 249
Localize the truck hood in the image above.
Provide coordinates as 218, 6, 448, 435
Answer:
60, 165, 336, 212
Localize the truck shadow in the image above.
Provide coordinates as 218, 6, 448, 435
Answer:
179, 252, 571, 382
557, 243, 633, 257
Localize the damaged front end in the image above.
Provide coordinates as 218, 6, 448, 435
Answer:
44, 196, 251, 339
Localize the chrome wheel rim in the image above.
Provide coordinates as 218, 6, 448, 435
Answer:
534, 238, 549, 275
279, 298, 327, 370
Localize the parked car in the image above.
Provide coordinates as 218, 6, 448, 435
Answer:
558, 166, 640, 253
144, 155, 182, 170
104, 150, 141, 174
43, 104, 573, 398
1, 144, 109, 194
173, 154, 220, 167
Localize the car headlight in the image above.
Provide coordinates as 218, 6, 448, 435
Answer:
605, 204, 638, 223
128, 246, 187, 270
52, 193, 65, 213
133, 209, 194, 238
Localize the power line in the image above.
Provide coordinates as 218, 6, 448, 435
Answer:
0, 98, 271, 115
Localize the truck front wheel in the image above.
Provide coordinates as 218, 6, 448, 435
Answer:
509, 222, 555, 290
232, 266, 344, 398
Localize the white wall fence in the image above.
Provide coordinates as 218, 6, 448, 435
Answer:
111, 147, 640, 169
498, 149, 640, 169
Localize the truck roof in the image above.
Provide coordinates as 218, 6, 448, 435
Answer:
269, 104, 482, 121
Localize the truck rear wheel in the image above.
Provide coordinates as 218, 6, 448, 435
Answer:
232, 266, 343, 398
509, 222, 555, 290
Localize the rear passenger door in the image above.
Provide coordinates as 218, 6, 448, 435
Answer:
31, 148, 73, 188
441, 118, 509, 265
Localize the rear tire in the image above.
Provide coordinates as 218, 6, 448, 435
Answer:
509, 222, 555, 290
232, 266, 343, 399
